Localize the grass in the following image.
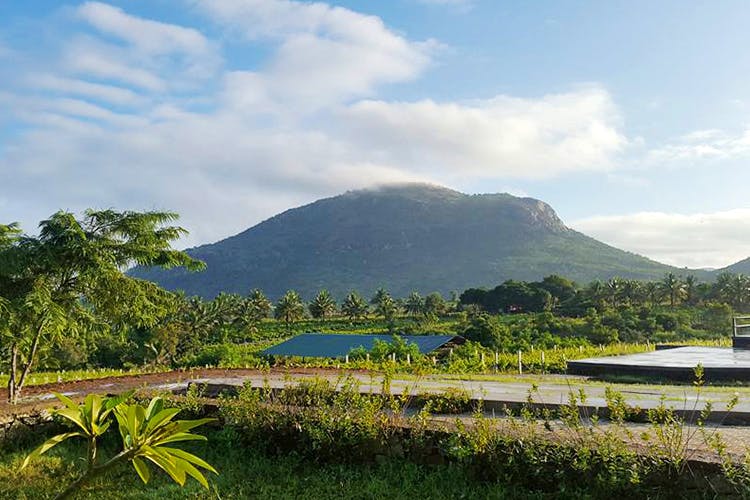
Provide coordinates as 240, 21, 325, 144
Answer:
0, 367, 165, 389
1, 428, 561, 500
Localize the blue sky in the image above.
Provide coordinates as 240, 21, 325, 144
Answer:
1, 0, 750, 268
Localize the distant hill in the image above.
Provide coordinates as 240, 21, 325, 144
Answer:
131, 183, 690, 300
719, 257, 750, 275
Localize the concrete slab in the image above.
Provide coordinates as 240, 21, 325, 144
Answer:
568, 346, 750, 381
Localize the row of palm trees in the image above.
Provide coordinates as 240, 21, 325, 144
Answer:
582, 272, 750, 309
274, 288, 452, 325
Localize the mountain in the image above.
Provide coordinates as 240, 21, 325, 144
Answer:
131, 183, 685, 300
719, 258, 750, 275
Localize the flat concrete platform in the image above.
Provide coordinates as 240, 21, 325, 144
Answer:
568, 346, 750, 381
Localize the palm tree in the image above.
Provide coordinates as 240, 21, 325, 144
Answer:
247, 288, 272, 322
621, 279, 643, 307
585, 280, 607, 310
644, 281, 662, 306
370, 288, 390, 306
274, 290, 305, 332
720, 274, 750, 310
309, 289, 337, 318
659, 273, 686, 308
404, 291, 424, 316
684, 275, 699, 305
341, 291, 369, 320
605, 277, 623, 308
374, 293, 398, 332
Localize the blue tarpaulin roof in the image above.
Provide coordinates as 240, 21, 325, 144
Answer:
262, 333, 463, 358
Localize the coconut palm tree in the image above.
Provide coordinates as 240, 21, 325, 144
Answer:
274, 290, 305, 332
404, 291, 424, 316
341, 291, 368, 320
309, 289, 337, 318
659, 273, 686, 308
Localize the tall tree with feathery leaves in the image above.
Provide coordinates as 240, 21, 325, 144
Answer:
0, 210, 203, 404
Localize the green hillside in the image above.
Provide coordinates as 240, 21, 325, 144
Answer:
131, 183, 688, 299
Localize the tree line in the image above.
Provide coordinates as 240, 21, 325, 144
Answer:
2, 208, 749, 404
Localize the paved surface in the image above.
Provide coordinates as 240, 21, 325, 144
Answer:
6, 368, 750, 421
183, 371, 750, 418
568, 346, 750, 381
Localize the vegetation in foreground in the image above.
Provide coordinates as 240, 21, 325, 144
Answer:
5, 375, 750, 499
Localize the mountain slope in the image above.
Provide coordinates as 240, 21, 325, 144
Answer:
719, 258, 750, 275
132, 183, 684, 299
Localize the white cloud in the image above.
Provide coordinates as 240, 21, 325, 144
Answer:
341, 88, 627, 179
194, 0, 435, 109
572, 210, 750, 269
29, 74, 146, 107
1, 0, 630, 248
77, 2, 220, 79
63, 37, 167, 91
646, 127, 750, 165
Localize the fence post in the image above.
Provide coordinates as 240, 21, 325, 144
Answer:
366, 353, 370, 362
406, 354, 411, 365
517, 350, 523, 375
345, 355, 349, 364
541, 351, 545, 373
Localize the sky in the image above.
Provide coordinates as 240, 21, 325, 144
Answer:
1, 0, 750, 269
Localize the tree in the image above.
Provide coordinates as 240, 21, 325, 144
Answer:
309, 289, 337, 318
620, 279, 644, 307
536, 275, 577, 308
373, 291, 398, 332
605, 277, 623, 308
423, 292, 446, 318
643, 281, 662, 306
370, 287, 390, 307
717, 273, 750, 310
22, 392, 216, 499
246, 288, 273, 322
341, 291, 368, 320
684, 275, 699, 305
404, 291, 424, 316
0, 210, 202, 404
461, 313, 510, 349
660, 273, 686, 308
274, 290, 305, 331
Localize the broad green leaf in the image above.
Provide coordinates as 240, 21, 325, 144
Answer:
132, 456, 151, 484
172, 456, 210, 489
145, 397, 164, 420
55, 408, 90, 434
170, 418, 217, 434
157, 446, 218, 474
20, 432, 84, 470
53, 392, 78, 410
104, 389, 135, 411
144, 408, 181, 435
142, 446, 186, 486
151, 432, 207, 446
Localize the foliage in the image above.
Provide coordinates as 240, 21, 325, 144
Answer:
274, 290, 305, 331
308, 289, 337, 319
0, 210, 202, 403
21, 392, 217, 498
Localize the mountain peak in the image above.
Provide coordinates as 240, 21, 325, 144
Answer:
132, 185, 676, 299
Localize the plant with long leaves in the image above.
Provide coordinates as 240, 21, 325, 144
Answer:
21, 392, 217, 499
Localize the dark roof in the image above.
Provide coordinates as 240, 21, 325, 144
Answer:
262, 333, 463, 358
